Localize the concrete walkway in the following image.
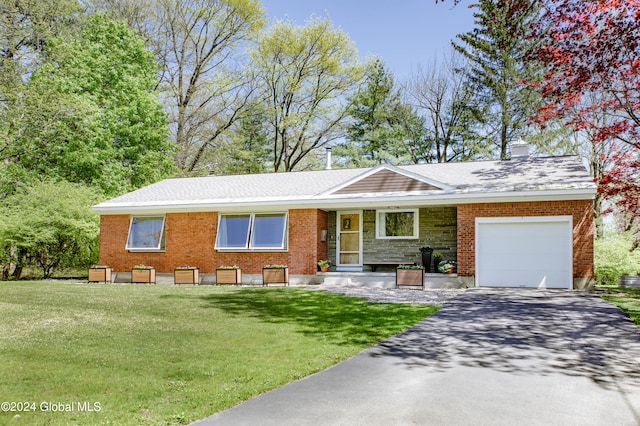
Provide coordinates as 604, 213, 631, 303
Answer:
193, 290, 640, 426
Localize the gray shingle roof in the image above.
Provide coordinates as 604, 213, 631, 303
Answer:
93, 156, 595, 213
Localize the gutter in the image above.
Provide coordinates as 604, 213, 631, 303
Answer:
92, 187, 597, 215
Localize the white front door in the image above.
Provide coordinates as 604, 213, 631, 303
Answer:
336, 211, 362, 271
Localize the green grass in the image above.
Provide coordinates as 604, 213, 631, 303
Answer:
600, 287, 640, 327
0, 281, 439, 425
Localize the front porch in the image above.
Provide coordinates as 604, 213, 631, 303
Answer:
327, 207, 458, 273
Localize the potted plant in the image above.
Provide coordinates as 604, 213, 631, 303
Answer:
262, 264, 289, 286
396, 264, 425, 288
419, 246, 433, 272
432, 252, 442, 272
216, 265, 242, 285
131, 264, 156, 284
88, 265, 112, 283
174, 265, 199, 285
317, 260, 331, 272
438, 260, 456, 274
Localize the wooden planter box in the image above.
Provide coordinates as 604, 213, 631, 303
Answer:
619, 275, 640, 288
216, 268, 242, 285
262, 267, 289, 286
396, 269, 424, 289
131, 268, 156, 284
174, 268, 199, 285
88, 267, 112, 283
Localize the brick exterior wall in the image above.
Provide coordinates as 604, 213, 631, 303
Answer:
99, 209, 329, 275
456, 200, 594, 279
99, 201, 593, 280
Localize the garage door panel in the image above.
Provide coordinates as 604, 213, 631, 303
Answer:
476, 218, 572, 289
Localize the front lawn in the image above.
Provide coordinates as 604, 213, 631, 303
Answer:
600, 287, 640, 327
0, 281, 438, 425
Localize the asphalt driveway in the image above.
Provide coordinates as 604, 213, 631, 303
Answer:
193, 289, 640, 426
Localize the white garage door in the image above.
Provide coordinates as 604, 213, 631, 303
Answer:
476, 217, 573, 289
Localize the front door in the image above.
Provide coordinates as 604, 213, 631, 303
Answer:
337, 211, 362, 271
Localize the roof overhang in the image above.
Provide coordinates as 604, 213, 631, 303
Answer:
92, 187, 596, 215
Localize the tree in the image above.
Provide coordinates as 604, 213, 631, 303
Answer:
0, 0, 83, 107
0, 181, 100, 279
211, 100, 271, 175
336, 58, 427, 166
155, 0, 264, 175
87, 0, 156, 42
253, 18, 366, 172
532, 0, 640, 248
91, 0, 265, 176
1, 13, 175, 197
452, 0, 544, 159
406, 52, 487, 162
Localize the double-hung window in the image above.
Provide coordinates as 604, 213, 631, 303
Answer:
376, 209, 419, 239
216, 213, 288, 250
126, 216, 166, 251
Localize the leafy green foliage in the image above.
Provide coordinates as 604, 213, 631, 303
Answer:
594, 232, 640, 285
0, 282, 438, 424
1, 13, 175, 197
0, 182, 101, 279
0, 0, 84, 105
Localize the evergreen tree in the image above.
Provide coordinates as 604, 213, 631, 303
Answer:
337, 58, 427, 166
452, 0, 543, 159
213, 100, 271, 175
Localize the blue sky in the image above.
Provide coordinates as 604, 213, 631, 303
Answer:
260, 0, 477, 83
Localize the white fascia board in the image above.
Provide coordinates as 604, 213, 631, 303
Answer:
92, 188, 595, 215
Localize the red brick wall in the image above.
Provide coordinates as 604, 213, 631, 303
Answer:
99, 209, 328, 275
457, 200, 594, 279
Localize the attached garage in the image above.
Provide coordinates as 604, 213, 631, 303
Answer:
475, 216, 573, 289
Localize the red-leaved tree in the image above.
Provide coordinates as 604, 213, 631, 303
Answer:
532, 0, 640, 247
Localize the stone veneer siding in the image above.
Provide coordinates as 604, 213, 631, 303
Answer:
98, 209, 328, 275
456, 200, 594, 280
328, 207, 457, 271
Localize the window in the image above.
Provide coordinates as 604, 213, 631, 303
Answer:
126, 216, 166, 250
250, 213, 287, 249
217, 214, 251, 248
216, 213, 288, 250
376, 209, 418, 239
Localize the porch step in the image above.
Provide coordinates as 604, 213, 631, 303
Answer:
319, 272, 472, 289
322, 273, 395, 289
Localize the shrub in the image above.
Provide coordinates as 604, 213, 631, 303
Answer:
0, 181, 100, 279
595, 232, 640, 285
